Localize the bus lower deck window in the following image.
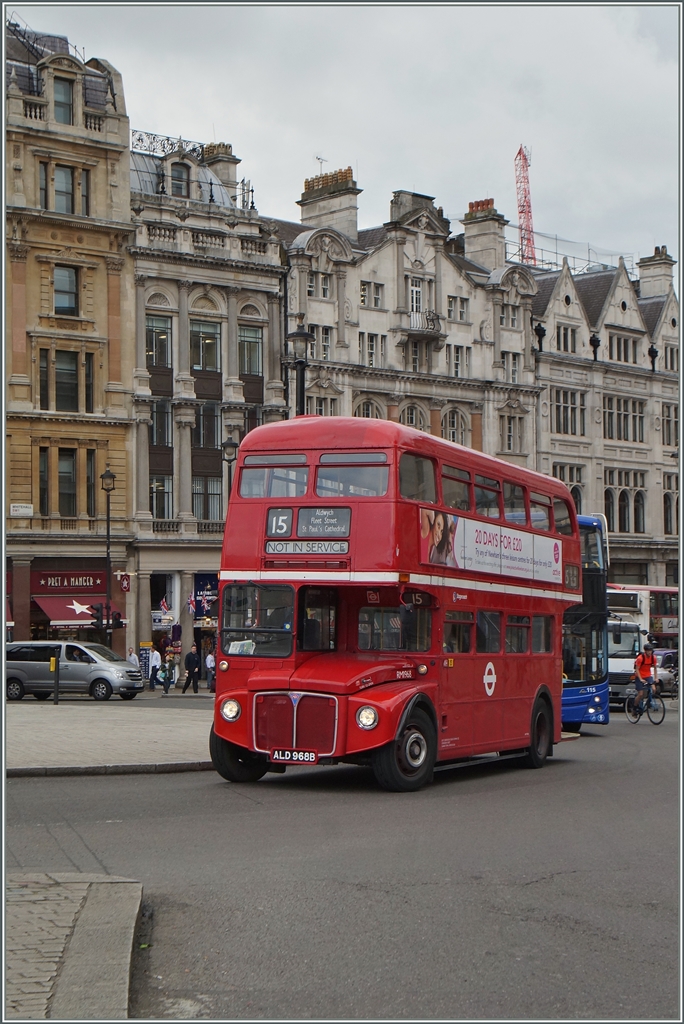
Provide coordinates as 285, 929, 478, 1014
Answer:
505, 615, 530, 653
532, 615, 553, 652
358, 606, 431, 652
444, 610, 473, 653
476, 611, 501, 653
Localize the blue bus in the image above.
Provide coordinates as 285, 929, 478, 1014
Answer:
561, 514, 610, 732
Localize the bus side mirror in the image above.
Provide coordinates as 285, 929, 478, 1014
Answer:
612, 628, 622, 644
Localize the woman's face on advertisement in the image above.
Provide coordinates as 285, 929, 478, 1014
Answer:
433, 514, 444, 544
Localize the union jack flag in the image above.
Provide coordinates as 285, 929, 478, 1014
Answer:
200, 591, 213, 614
187, 593, 196, 615
160, 596, 169, 613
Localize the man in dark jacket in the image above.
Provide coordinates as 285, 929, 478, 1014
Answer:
182, 643, 201, 694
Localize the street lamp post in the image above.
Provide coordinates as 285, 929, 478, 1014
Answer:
100, 465, 116, 646
286, 316, 315, 416
221, 438, 240, 504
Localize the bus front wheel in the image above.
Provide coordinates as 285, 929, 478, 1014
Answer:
210, 728, 268, 783
525, 697, 552, 768
372, 708, 436, 792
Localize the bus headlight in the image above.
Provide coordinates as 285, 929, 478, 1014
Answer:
594, 696, 601, 703
356, 706, 379, 730
221, 699, 241, 722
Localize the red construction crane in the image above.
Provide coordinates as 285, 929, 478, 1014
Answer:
514, 145, 536, 265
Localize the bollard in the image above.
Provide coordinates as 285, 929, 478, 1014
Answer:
51, 649, 60, 704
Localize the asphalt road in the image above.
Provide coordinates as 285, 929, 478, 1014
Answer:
6, 710, 680, 1021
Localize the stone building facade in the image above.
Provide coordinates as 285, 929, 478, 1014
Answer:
5, 23, 134, 652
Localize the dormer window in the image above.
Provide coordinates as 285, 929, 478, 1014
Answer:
54, 78, 73, 125
171, 163, 189, 198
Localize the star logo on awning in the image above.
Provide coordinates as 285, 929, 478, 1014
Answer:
66, 600, 93, 616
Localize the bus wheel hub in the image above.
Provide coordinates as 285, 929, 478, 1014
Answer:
403, 730, 427, 769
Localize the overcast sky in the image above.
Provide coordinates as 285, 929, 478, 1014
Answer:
11, 3, 681, 268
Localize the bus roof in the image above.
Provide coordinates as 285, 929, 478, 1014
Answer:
238, 417, 574, 496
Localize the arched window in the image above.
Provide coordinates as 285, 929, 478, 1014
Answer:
442, 409, 468, 446
400, 405, 427, 431
618, 489, 630, 533
605, 489, 615, 532
354, 400, 382, 419
570, 486, 582, 515
634, 491, 645, 533
664, 493, 673, 535
171, 163, 190, 198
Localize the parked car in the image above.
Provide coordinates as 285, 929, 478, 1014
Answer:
654, 649, 678, 695
5, 641, 144, 701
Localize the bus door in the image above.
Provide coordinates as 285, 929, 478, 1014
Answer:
441, 610, 474, 756
473, 610, 504, 751
297, 587, 337, 656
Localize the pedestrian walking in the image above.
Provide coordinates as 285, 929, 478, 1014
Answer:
206, 648, 216, 693
127, 647, 140, 668
149, 645, 161, 691
182, 643, 200, 694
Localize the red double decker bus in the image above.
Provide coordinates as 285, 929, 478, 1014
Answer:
211, 418, 582, 791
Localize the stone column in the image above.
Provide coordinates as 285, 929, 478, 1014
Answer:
395, 235, 407, 311
133, 274, 151, 394
135, 405, 152, 518
178, 280, 191, 374
8, 243, 30, 383
434, 250, 442, 317
105, 256, 124, 383
387, 395, 401, 423
179, 569, 196, 676
471, 404, 483, 451
11, 558, 32, 641
429, 401, 443, 437
49, 443, 60, 516
137, 570, 152, 645
175, 408, 195, 522
522, 299, 534, 372
336, 271, 347, 347
264, 292, 285, 417
492, 294, 503, 367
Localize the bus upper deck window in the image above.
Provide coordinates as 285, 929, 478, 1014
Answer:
553, 498, 573, 535
503, 482, 527, 525
399, 454, 436, 503
442, 465, 471, 511
240, 455, 308, 498
530, 492, 552, 531
316, 459, 389, 498
474, 475, 501, 519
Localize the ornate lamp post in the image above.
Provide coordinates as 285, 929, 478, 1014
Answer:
100, 465, 116, 645
647, 343, 659, 372
286, 315, 315, 416
589, 334, 601, 361
533, 321, 546, 352
221, 438, 240, 504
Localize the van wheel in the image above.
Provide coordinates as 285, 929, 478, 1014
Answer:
34, 692, 51, 701
91, 679, 112, 701
525, 697, 552, 768
6, 679, 24, 701
210, 728, 268, 782
372, 708, 436, 792
119, 693, 137, 700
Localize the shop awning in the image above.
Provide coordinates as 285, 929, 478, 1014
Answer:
33, 595, 125, 627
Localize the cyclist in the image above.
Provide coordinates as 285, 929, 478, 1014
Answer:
633, 642, 659, 713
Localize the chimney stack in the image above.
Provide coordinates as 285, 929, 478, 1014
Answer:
297, 167, 361, 241
636, 245, 676, 297
461, 199, 508, 271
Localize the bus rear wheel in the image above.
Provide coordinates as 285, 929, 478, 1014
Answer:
372, 708, 436, 792
525, 697, 552, 768
210, 728, 268, 783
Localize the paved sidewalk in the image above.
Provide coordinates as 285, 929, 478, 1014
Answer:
6, 873, 142, 1020
6, 694, 215, 776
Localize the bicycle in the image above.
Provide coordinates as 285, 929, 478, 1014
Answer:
625, 688, 666, 725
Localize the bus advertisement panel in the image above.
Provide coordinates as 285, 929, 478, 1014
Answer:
212, 418, 582, 792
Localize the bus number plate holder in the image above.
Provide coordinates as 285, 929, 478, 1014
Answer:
270, 748, 318, 764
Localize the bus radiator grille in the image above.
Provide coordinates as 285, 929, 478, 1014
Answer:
254, 693, 337, 756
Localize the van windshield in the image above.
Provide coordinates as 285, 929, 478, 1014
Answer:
84, 644, 126, 662
607, 629, 640, 659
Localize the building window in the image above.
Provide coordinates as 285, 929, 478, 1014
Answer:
150, 400, 172, 447
500, 304, 519, 328
54, 265, 78, 316
54, 166, 74, 215
459, 297, 468, 322
358, 332, 365, 364
664, 345, 678, 372
400, 406, 426, 431
39, 447, 49, 516
85, 352, 94, 413
191, 320, 221, 372
367, 334, 377, 367
608, 562, 649, 585
510, 306, 518, 329
608, 334, 637, 363
411, 341, 420, 373
306, 396, 338, 417
81, 169, 90, 217
443, 410, 467, 446
500, 415, 524, 453
453, 346, 471, 379
171, 163, 189, 198
618, 490, 630, 532
53, 77, 73, 124
192, 476, 222, 520
192, 402, 219, 449
605, 489, 615, 532
373, 284, 383, 308
502, 352, 520, 383
146, 316, 171, 367
664, 494, 674, 535
447, 296, 455, 320
150, 475, 173, 519
666, 561, 678, 585
571, 486, 582, 514
554, 389, 585, 436
307, 273, 316, 297
86, 449, 96, 518
238, 324, 262, 375
58, 448, 76, 516
634, 490, 645, 534
321, 326, 331, 361
321, 274, 331, 299
354, 400, 381, 419
552, 464, 583, 485
39, 349, 49, 409
39, 162, 48, 209
380, 335, 386, 366
605, 396, 645, 442
663, 404, 679, 447
663, 473, 679, 536
410, 278, 422, 313
307, 324, 318, 360
556, 326, 576, 353
55, 351, 78, 412
360, 281, 368, 306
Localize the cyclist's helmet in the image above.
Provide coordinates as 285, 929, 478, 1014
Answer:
643, 643, 654, 650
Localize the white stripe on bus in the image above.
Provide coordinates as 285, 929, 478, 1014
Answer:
219, 569, 578, 602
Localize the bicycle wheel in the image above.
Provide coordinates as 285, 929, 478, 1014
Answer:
624, 695, 640, 724
646, 696, 666, 725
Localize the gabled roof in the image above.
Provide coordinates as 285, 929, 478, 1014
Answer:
269, 218, 315, 246
638, 296, 667, 338
444, 250, 491, 278
573, 269, 616, 328
357, 226, 389, 251
530, 272, 561, 318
